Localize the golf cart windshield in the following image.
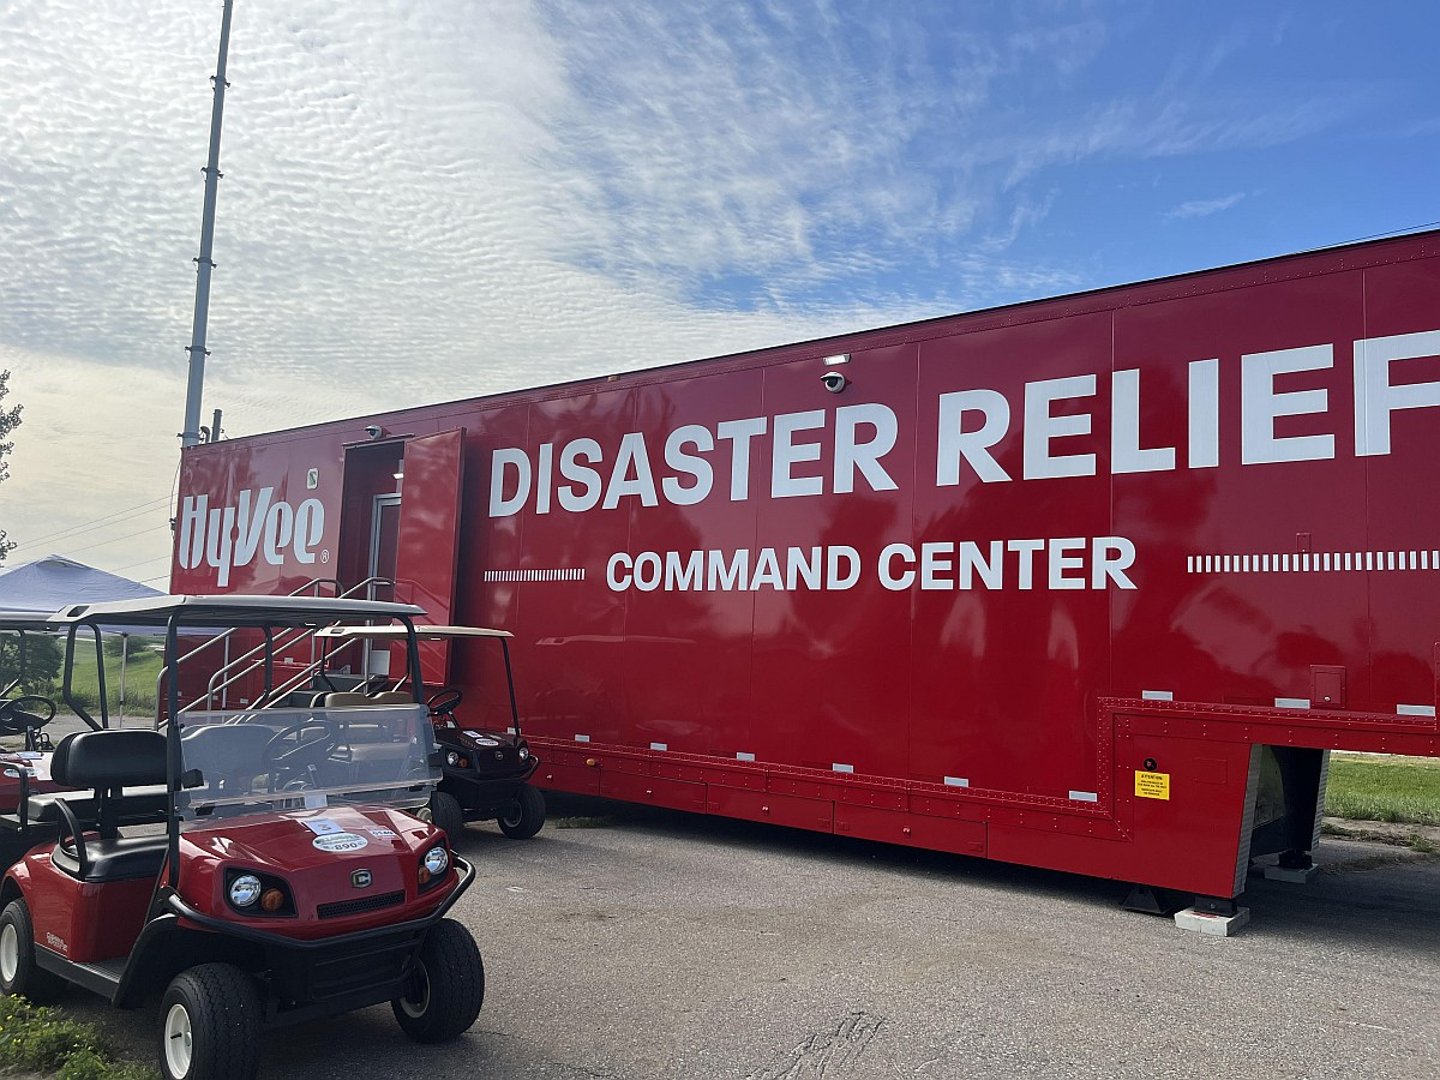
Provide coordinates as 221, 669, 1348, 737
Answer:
176, 702, 438, 826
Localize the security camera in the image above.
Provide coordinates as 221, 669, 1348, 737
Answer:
365, 424, 385, 440
820, 371, 848, 394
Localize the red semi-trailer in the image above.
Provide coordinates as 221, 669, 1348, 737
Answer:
171, 231, 1440, 923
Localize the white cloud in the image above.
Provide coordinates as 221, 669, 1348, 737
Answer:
0, 1, 1376, 578
1165, 192, 1248, 220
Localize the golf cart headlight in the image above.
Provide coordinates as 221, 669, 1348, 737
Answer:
445, 750, 460, 767
423, 846, 449, 876
229, 874, 262, 908
518, 746, 530, 761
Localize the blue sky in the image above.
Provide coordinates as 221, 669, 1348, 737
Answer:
0, 0, 1436, 577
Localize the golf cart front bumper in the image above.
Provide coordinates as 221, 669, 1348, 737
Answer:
153, 855, 476, 1027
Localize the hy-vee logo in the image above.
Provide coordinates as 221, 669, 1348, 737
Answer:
177, 488, 325, 587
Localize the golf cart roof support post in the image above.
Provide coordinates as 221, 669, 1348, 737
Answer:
262, 626, 275, 697
92, 625, 109, 728
165, 613, 181, 890
401, 616, 422, 702
60, 625, 101, 731
502, 638, 520, 733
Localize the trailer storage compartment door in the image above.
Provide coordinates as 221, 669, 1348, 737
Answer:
394, 428, 466, 683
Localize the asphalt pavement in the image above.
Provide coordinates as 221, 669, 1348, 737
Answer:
45, 795, 1440, 1080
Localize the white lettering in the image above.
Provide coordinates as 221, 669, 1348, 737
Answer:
1111, 370, 1176, 473
834, 403, 898, 494
1353, 330, 1440, 457
716, 417, 767, 501
1240, 345, 1334, 464
662, 426, 714, 505
558, 439, 604, 513
1188, 358, 1220, 468
937, 390, 1011, 485
489, 448, 531, 517
771, 411, 826, 498
603, 433, 660, 509
1024, 375, 1097, 479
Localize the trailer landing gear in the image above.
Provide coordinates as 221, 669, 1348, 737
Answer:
1173, 895, 1250, 937
1121, 884, 1184, 916
1262, 850, 1319, 884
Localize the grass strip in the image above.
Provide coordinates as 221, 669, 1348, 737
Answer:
1325, 754, 1440, 827
0, 995, 156, 1080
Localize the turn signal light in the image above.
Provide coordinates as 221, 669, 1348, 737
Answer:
260, 888, 286, 913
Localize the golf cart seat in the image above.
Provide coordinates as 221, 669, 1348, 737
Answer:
368, 691, 412, 705
322, 692, 371, 708
47, 729, 171, 883
179, 721, 275, 792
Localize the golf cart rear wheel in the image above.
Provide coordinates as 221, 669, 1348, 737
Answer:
0, 899, 65, 1003
392, 918, 484, 1043
159, 963, 262, 1080
498, 784, 546, 839
425, 790, 466, 840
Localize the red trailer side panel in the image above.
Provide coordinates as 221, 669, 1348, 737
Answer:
171, 232, 1440, 899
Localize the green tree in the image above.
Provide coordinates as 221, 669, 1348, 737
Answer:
0, 633, 62, 692
0, 370, 21, 565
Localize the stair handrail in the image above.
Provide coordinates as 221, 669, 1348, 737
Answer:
181, 577, 394, 712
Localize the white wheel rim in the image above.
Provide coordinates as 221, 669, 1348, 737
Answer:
0, 922, 17, 985
164, 1002, 193, 1078
400, 962, 431, 1019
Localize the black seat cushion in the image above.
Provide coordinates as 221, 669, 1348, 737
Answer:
51, 729, 167, 789
50, 833, 169, 882
24, 786, 169, 827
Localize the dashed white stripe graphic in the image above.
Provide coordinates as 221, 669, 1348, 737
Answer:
483, 568, 586, 582
1188, 550, 1437, 573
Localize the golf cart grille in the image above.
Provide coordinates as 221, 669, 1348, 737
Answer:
316, 890, 405, 919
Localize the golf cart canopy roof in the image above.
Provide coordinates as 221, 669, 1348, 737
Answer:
315, 624, 513, 642
0, 610, 61, 632
48, 594, 427, 629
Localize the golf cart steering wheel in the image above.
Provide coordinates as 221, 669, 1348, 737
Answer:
426, 688, 463, 718
262, 717, 341, 772
0, 695, 57, 736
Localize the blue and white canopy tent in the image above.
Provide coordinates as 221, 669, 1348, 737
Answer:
0, 554, 163, 614
0, 555, 165, 720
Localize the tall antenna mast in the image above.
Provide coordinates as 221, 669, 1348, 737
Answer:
181, 0, 235, 449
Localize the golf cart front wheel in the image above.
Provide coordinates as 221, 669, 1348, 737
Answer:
392, 918, 484, 1043
0, 899, 65, 1003
423, 790, 466, 840
498, 784, 546, 839
159, 963, 262, 1080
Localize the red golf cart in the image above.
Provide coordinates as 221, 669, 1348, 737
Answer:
0, 595, 485, 1080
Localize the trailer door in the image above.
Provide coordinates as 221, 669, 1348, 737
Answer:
394, 428, 467, 684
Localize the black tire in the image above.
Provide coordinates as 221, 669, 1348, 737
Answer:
497, 784, 546, 840
158, 963, 263, 1080
0, 899, 66, 1004
427, 790, 467, 840
392, 918, 484, 1043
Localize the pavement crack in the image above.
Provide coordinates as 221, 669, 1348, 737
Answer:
748, 1011, 887, 1080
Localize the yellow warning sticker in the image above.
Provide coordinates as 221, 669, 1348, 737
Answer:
1135, 771, 1171, 800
